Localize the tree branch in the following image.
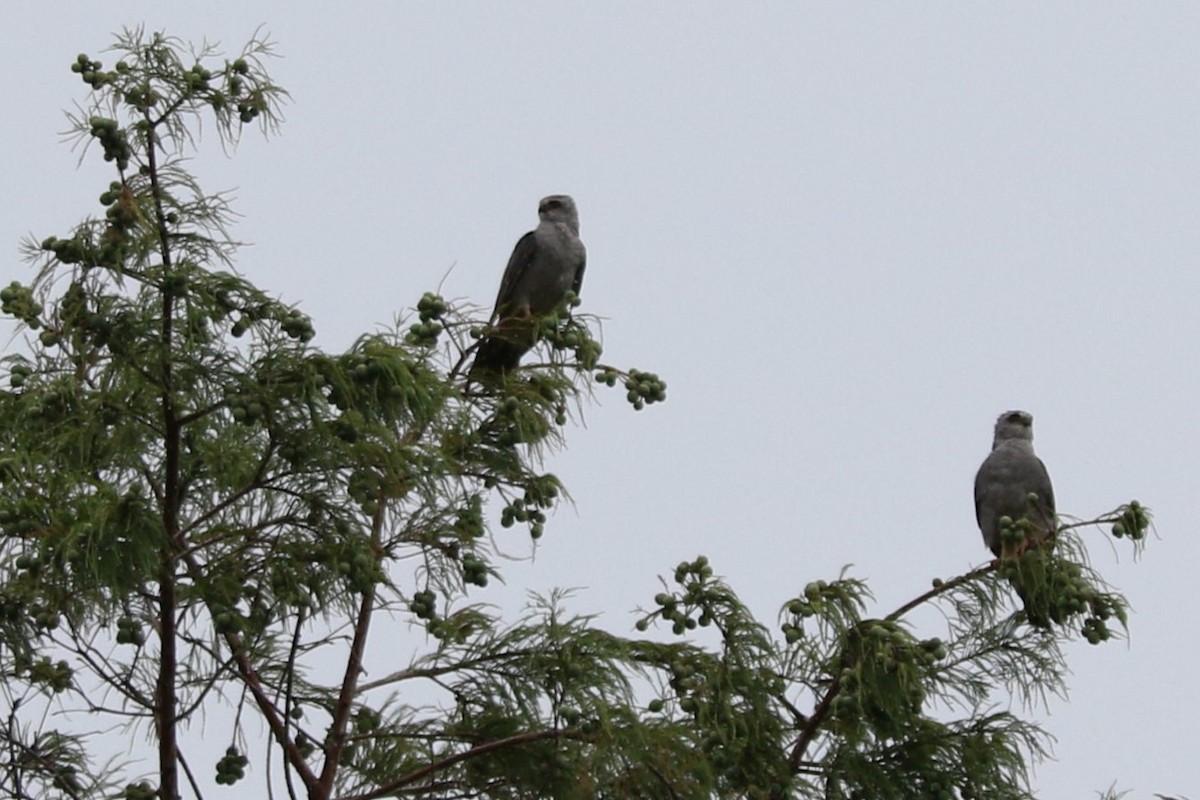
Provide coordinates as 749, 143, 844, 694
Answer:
886, 562, 996, 623
315, 504, 385, 797
146, 104, 183, 800
341, 727, 584, 800
178, 551, 322, 795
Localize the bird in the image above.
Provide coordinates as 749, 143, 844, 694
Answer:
973, 410, 1057, 557
468, 195, 586, 381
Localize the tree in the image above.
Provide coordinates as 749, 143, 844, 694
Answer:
0, 28, 1150, 800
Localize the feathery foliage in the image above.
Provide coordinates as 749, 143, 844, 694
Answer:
0, 27, 1155, 800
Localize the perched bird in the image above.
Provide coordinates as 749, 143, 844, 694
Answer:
469, 195, 587, 380
974, 410, 1057, 557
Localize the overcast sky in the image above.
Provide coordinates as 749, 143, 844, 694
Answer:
4, 3, 1198, 796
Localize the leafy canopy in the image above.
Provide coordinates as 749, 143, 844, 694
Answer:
0, 27, 1149, 800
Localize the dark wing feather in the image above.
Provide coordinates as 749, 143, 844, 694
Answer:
470, 331, 528, 376
491, 232, 539, 318
571, 251, 586, 296
972, 464, 999, 555
470, 232, 540, 380
1035, 457, 1055, 515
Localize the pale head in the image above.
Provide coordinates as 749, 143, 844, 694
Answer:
992, 409, 1035, 449
537, 195, 579, 235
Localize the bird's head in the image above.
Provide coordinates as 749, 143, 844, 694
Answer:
992, 409, 1035, 448
538, 195, 579, 234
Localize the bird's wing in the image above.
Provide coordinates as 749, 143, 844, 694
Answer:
974, 453, 1012, 554
571, 247, 587, 296
1026, 457, 1056, 537
972, 464, 991, 529
1034, 457, 1055, 514
491, 232, 539, 319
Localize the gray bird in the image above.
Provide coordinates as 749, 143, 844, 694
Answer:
973, 410, 1057, 557
469, 195, 587, 379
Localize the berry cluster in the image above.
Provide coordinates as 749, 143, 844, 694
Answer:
122, 84, 160, 113
218, 56, 261, 122
592, 367, 668, 410
453, 496, 485, 540
116, 616, 145, 646
462, 552, 488, 587
0, 507, 37, 537
236, 98, 263, 125
214, 747, 248, 785
31, 604, 60, 632
500, 485, 552, 539
543, 297, 602, 369
71, 53, 110, 89
224, 389, 268, 426
13, 553, 41, 576
538, 292, 582, 334
1111, 500, 1149, 540
573, 335, 602, 370
330, 543, 383, 595
121, 782, 156, 800
516, 374, 569, 426
996, 515, 1041, 550
6, 360, 33, 389
183, 64, 213, 96
409, 589, 438, 620
88, 116, 132, 171
1, 282, 43, 328
664, 658, 702, 709
41, 229, 126, 270
279, 308, 315, 341
638, 555, 717, 635
28, 656, 73, 693
406, 292, 446, 346
779, 580, 833, 643
212, 606, 244, 636
230, 303, 315, 342
622, 369, 668, 410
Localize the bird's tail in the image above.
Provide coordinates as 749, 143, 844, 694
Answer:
1014, 583, 1053, 629
1001, 532, 1061, 630
468, 335, 528, 382
467, 314, 540, 384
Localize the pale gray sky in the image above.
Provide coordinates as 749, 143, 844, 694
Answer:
5, 3, 1198, 796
